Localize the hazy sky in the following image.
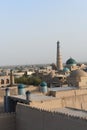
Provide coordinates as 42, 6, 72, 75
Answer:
0, 0, 87, 66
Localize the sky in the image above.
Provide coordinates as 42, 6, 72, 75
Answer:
0, 0, 87, 66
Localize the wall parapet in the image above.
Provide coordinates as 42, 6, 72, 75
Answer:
17, 103, 87, 121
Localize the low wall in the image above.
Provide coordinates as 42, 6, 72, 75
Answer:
64, 94, 87, 110
0, 87, 17, 97
16, 103, 87, 130
50, 88, 87, 98
29, 93, 87, 111
0, 113, 16, 130
30, 98, 63, 110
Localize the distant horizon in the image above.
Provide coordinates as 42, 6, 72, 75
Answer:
0, 61, 87, 68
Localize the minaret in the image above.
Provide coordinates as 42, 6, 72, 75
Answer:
10, 69, 14, 86
56, 41, 63, 71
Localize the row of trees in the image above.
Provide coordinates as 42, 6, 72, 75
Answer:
15, 75, 42, 86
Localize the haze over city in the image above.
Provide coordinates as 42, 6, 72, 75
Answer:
0, 0, 87, 66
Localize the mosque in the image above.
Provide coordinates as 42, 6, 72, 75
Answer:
0, 41, 87, 130
52, 41, 87, 87
56, 41, 81, 72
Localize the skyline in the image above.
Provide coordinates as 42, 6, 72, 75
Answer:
0, 0, 87, 66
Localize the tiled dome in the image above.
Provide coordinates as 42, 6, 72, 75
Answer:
40, 82, 47, 87
66, 58, 77, 65
63, 67, 70, 72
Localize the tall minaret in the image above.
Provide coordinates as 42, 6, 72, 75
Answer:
10, 69, 14, 86
56, 41, 63, 71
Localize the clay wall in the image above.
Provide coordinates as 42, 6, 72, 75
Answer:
0, 87, 17, 97
30, 93, 87, 111
0, 113, 16, 130
51, 88, 87, 98
16, 103, 87, 130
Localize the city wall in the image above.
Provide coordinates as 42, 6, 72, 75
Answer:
0, 93, 87, 130
16, 103, 87, 130
0, 113, 16, 130
29, 94, 87, 111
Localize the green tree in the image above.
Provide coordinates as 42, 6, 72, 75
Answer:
15, 76, 42, 86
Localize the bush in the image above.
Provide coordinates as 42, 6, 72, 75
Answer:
15, 76, 42, 86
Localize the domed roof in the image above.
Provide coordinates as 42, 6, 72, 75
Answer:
18, 84, 25, 89
70, 69, 87, 78
63, 67, 70, 72
40, 82, 47, 87
66, 58, 77, 65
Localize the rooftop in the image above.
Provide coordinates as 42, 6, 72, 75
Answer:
70, 69, 87, 78
50, 87, 77, 92
10, 93, 55, 102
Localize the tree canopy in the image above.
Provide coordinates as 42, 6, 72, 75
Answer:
15, 75, 42, 86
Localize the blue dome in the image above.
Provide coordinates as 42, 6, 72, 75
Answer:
63, 67, 70, 72
18, 84, 25, 89
40, 82, 47, 87
66, 58, 77, 65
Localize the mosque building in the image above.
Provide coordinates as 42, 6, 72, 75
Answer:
0, 70, 14, 88
56, 41, 78, 72
67, 69, 87, 88
65, 57, 79, 71
34, 41, 87, 87
56, 41, 87, 73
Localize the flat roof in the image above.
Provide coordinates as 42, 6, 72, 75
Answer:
50, 87, 77, 92
10, 93, 55, 102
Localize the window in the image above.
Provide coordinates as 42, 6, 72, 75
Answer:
1, 79, 4, 84
6, 79, 9, 84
